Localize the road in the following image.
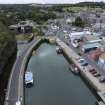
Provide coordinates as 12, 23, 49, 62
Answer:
5, 38, 37, 105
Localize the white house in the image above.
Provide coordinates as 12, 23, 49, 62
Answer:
69, 31, 91, 40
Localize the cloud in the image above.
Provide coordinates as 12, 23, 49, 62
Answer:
0, 0, 104, 4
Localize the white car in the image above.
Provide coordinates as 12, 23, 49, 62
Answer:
71, 41, 79, 48
25, 71, 33, 86
78, 58, 88, 66
15, 101, 21, 105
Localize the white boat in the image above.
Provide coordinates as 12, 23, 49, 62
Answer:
25, 71, 33, 86
69, 65, 79, 75
56, 47, 62, 54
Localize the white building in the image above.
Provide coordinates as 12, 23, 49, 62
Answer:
66, 17, 75, 24
69, 31, 91, 40
81, 43, 102, 53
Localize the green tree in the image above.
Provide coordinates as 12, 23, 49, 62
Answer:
72, 16, 85, 28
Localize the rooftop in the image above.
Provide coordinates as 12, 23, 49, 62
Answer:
70, 31, 91, 37
25, 72, 33, 81
82, 43, 102, 49
84, 34, 101, 43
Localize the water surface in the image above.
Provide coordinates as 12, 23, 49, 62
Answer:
25, 43, 96, 105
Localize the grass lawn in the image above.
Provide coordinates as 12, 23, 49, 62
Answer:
16, 34, 32, 41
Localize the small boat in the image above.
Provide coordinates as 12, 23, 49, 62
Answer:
25, 71, 33, 87
56, 46, 62, 54
69, 64, 79, 75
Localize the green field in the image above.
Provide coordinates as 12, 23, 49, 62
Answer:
16, 34, 32, 41
63, 6, 100, 12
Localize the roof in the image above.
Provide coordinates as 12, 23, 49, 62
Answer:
82, 43, 102, 49
84, 34, 101, 43
25, 72, 33, 81
70, 31, 91, 37
99, 53, 105, 60
89, 49, 102, 60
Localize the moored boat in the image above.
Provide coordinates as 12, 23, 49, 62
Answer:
56, 46, 62, 54
69, 64, 79, 75
25, 71, 33, 87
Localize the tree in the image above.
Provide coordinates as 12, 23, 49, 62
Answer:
72, 16, 85, 28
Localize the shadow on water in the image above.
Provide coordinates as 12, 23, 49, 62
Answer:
0, 52, 16, 105
25, 83, 34, 88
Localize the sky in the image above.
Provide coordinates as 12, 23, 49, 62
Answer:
0, 0, 104, 4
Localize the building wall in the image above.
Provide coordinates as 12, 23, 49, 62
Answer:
98, 58, 105, 70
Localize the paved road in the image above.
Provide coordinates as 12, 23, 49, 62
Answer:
5, 38, 37, 105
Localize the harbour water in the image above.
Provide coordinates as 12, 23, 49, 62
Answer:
25, 43, 97, 105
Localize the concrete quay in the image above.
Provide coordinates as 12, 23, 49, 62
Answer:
55, 37, 105, 103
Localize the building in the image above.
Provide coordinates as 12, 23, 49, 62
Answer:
88, 49, 102, 61
98, 53, 105, 70
81, 43, 102, 53
92, 23, 105, 32
66, 17, 75, 24
84, 34, 102, 43
9, 20, 34, 34
100, 12, 105, 23
69, 31, 91, 41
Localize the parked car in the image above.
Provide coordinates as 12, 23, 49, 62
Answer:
99, 76, 105, 83
91, 70, 97, 74
89, 68, 96, 72
78, 58, 88, 66
89, 68, 101, 77
93, 72, 101, 77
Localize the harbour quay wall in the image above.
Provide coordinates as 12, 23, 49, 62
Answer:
55, 38, 105, 92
